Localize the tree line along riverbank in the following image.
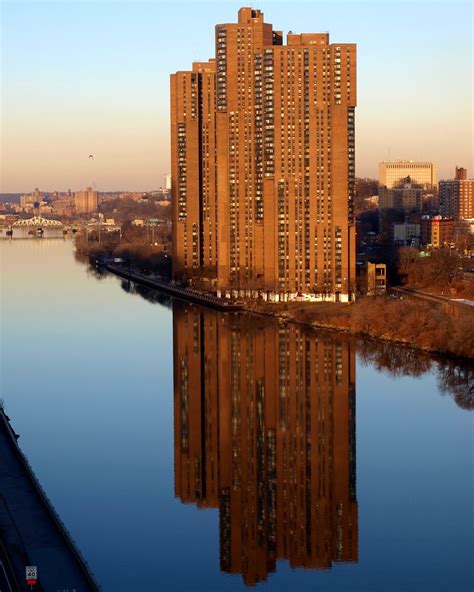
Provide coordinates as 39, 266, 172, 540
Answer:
75, 238, 474, 361
244, 297, 474, 361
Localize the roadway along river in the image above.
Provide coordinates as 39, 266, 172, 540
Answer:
1, 238, 473, 592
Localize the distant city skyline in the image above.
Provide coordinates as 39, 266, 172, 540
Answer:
2, 0, 472, 192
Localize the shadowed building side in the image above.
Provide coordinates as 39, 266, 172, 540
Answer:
172, 302, 358, 586
171, 60, 217, 280
173, 305, 220, 508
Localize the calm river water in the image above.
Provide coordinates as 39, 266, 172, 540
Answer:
1, 238, 472, 592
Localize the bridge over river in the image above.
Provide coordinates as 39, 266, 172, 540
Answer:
12, 216, 64, 228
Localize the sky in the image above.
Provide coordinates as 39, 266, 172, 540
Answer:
1, 0, 473, 192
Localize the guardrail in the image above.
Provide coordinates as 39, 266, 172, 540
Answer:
0, 409, 101, 591
106, 264, 243, 311
391, 286, 474, 308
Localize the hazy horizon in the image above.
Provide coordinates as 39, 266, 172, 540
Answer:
2, 0, 473, 193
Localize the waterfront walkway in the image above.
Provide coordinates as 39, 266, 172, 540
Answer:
391, 286, 474, 308
0, 409, 100, 591
106, 263, 243, 311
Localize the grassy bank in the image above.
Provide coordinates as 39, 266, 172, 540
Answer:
246, 297, 474, 360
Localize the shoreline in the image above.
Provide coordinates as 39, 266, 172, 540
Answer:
103, 262, 474, 363
236, 300, 474, 363
106, 263, 243, 311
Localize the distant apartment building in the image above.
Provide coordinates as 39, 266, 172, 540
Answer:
52, 199, 75, 217
32, 187, 43, 207
171, 7, 357, 302
20, 194, 34, 208
378, 177, 428, 242
20, 188, 44, 211
49, 192, 75, 216
49, 191, 68, 202
421, 216, 454, 247
378, 161, 436, 189
367, 262, 386, 295
378, 177, 423, 211
393, 223, 420, 246
431, 218, 453, 247
75, 187, 98, 214
439, 166, 474, 220
164, 173, 172, 191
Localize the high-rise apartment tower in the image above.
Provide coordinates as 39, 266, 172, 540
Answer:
439, 167, 474, 220
171, 7, 357, 301
75, 187, 98, 214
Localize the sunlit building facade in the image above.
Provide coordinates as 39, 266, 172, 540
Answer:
171, 7, 357, 302
439, 167, 474, 220
173, 302, 358, 586
420, 216, 454, 247
75, 187, 98, 214
378, 161, 436, 189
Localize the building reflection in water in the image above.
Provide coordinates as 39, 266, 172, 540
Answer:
173, 302, 358, 586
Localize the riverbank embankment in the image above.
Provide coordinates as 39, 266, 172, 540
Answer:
0, 408, 100, 591
104, 263, 474, 361
106, 263, 243, 311
245, 296, 474, 360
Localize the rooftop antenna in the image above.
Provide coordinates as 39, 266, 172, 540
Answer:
88, 153, 96, 190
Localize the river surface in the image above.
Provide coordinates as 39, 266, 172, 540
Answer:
1, 239, 472, 592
